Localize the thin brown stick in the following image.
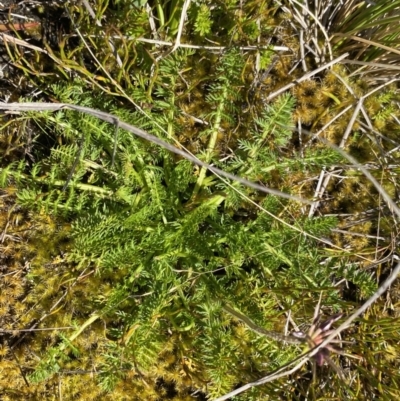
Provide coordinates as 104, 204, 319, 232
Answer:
0, 22, 40, 32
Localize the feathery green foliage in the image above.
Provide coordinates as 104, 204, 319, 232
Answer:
1, 1, 400, 400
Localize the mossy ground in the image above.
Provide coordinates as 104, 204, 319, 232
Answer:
1, 1, 400, 400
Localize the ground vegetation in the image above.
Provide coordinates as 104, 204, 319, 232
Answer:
0, 0, 400, 400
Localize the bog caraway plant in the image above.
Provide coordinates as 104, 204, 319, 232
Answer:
1, 1, 400, 400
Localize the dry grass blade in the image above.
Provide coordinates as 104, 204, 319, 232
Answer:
341, 59, 400, 72
1, 32, 40, 51
335, 34, 400, 57
0, 102, 311, 204
85, 35, 290, 51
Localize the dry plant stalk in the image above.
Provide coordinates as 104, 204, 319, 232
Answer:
0, 102, 309, 203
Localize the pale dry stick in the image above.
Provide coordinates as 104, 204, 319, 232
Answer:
0, 268, 24, 278
340, 100, 363, 149
329, 70, 374, 131
0, 326, 74, 333
362, 78, 400, 103
0, 220, 10, 243
181, 110, 208, 125
0, 102, 310, 204
80, 0, 95, 19
254, 17, 262, 73
375, 172, 385, 262
331, 228, 386, 241
303, 42, 319, 59
280, 3, 307, 30
326, 170, 347, 179
0, 32, 62, 57
80, 0, 123, 68
386, 141, 400, 156
145, 2, 158, 37
99, 35, 290, 51
288, 39, 306, 75
7, 13, 35, 21
322, 0, 344, 30
386, 144, 400, 155
362, 253, 399, 273
305, 103, 353, 147
299, 29, 308, 72
170, 0, 191, 54
310, 36, 323, 62
298, 118, 304, 157
308, 169, 336, 218
314, 0, 321, 43
266, 53, 349, 102
284, 305, 300, 333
